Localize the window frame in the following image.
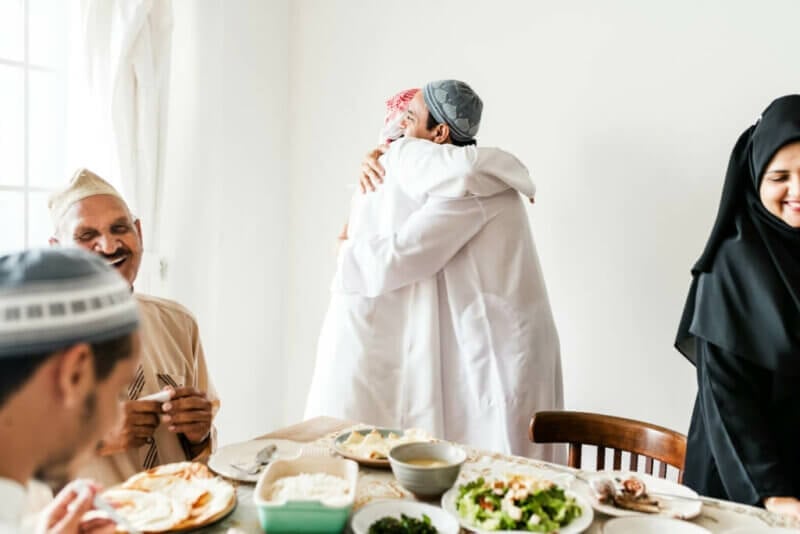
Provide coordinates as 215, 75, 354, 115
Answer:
0, 0, 61, 250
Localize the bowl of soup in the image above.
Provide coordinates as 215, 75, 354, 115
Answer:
388, 442, 467, 499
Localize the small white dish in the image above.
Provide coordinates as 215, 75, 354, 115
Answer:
440, 485, 593, 533
723, 528, 800, 533
583, 471, 702, 519
604, 516, 711, 533
208, 438, 303, 482
350, 500, 459, 534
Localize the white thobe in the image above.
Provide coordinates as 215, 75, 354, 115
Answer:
0, 477, 25, 533
328, 139, 564, 461
304, 139, 534, 435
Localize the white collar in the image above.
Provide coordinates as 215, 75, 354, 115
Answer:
0, 477, 26, 527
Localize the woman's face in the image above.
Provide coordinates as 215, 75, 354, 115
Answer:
760, 140, 800, 228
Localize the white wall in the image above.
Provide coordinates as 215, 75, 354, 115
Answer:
156, 0, 800, 446
159, 0, 289, 445
283, 0, 800, 435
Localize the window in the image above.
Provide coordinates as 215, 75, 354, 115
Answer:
0, 0, 69, 254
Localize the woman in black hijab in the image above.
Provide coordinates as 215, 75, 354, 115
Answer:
676, 95, 800, 519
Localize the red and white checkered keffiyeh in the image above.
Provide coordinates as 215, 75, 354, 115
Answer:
379, 88, 420, 144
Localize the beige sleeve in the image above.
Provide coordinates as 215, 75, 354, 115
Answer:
190, 316, 219, 456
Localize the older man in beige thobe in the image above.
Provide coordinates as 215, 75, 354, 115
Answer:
47, 169, 219, 486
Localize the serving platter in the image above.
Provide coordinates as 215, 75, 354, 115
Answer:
333, 428, 426, 469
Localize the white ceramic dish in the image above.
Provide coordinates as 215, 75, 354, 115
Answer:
604, 516, 711, 533
350, 500, 459, 534
388, 442, 466, 498
440, 485, 593, 534
723, 528, 800, 533
253, 456, 359, 533
208, 438, 303, 482
582, 471, 702, 519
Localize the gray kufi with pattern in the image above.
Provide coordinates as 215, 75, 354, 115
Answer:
422, 79, 483, 143
0, 248, 139, 358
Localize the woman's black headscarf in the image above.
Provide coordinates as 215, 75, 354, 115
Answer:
676, 95, 800, 372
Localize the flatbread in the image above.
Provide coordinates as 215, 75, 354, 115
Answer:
100, 461, 235, 532
172, 477, 236, 529
339, 428, 432, 460
103, 488, 189, 532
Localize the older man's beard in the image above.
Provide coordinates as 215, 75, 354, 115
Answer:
35, 392, 98, 490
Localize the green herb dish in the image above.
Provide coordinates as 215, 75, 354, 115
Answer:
351, 500, 459, 534
368, 513, 439, 533
452, 475, 586, 532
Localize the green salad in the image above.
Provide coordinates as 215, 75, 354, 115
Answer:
368, 513, 438, 534
455, 475, 582, 532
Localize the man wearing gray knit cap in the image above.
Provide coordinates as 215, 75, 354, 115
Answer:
335, 80, 564, 462
422, 79, 483, 145
0, 248, 140, 533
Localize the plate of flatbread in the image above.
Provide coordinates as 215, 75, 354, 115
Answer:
333, 428, 431, 469
97, 462, 236, 532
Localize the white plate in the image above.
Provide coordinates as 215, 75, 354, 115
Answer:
581, 471, 703, 519
724, 528, 800, 533
350, 500, 459, 534
208, 438, 302, 482
440, 485, 593, 533
604, 516, 711, 534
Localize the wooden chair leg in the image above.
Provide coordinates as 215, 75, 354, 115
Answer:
568, 443, 582, 469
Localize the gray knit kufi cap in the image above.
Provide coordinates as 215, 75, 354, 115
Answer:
423, 80, 483, 143
0, 248, 139, 358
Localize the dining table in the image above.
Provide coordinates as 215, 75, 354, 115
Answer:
197, 416, 800, 533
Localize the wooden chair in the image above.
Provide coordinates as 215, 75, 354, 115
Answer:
529, 411, 687, 482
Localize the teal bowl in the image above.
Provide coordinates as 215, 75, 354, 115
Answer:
253, 456, 359, 533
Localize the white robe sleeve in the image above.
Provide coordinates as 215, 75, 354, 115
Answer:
383, 138, 475, 199
332, 196, 488, 297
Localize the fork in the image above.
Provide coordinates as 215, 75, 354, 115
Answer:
230, 444, 277, 475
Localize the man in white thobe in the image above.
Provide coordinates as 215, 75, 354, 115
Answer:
336, 80, 564, 460
305, 88, 538, 440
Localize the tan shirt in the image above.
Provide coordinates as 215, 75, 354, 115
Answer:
77, 294, 219, 486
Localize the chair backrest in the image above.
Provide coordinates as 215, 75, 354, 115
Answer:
529, 410, 687, 481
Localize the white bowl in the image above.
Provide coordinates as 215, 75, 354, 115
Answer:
388, 442, 466, 499
350, 500, 459, 534
604, 516, 711, 534
723, 528, 800, 533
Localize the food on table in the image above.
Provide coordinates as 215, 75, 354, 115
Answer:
455, 474, 582, 532
267, 472, 350, 501
368, 513, 439, 534
339, 428, 429, 460
593, 475, 661, 514
98, 461, 236, 532
403, 458, 450, 468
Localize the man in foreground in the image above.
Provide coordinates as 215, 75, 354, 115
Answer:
0, 248, 141, 533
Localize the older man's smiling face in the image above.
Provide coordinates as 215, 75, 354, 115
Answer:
55, 195, 143, 286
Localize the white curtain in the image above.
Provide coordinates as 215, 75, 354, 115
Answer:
65, 0, 173, 292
